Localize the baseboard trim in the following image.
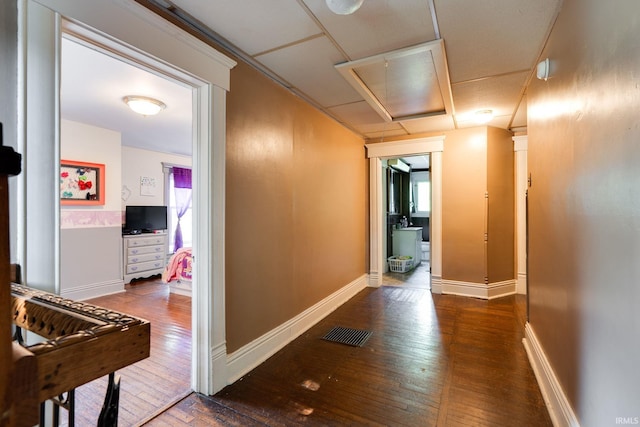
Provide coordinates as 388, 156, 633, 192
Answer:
226, 274, 368, 385
60, 279, 125, 300
431, 275, 443, 294
368, 271, 382, 287
523, 323, 580, 427
517, 272, 527, 294
440, 279, 516, 299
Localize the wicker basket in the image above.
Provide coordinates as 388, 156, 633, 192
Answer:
388, 256, 413, 273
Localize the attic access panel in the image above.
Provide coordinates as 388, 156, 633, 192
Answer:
335, 40, 454, 123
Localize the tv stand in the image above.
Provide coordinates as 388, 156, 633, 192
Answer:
123, 233, 167, 283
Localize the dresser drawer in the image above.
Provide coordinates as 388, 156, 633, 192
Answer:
126, 235, 165, 247
127, 245, 164, 256
127, 252, 164, 265
126, 259, 165, 275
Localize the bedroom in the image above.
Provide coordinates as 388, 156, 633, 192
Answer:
59, 36, 194, 301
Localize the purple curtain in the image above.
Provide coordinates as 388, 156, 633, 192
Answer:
173, 167, 192, 252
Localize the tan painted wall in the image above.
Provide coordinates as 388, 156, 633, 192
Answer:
225, 61, 367, 352
527, 0, 640, 423
442, 127, 487, 283
486, 127, 515, 282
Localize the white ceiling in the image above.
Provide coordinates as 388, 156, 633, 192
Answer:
60, 0, 562, 157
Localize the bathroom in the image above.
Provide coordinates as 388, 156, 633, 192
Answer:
385, 156, 431, 283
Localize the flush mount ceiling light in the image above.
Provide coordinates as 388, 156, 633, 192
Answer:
123, 95, 166, 116
326, 0, 364, 15
474, 109, 494, 124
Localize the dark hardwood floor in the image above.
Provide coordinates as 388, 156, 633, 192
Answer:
61, 277, 192, 426
145, 284, 551, 426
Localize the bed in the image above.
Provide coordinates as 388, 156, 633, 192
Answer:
162, 247, 192, 296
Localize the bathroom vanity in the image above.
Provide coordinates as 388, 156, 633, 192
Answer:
392, 227, 422, 270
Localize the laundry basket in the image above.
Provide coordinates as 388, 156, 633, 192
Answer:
388, 256, 413, 273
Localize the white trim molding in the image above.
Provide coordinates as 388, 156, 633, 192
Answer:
439, 279, 516, 300
513, 135, 528, 295
22, 0, 236, 396
226, 274, 368, 385
60, 279, 124, 301
523, 323, 580, 427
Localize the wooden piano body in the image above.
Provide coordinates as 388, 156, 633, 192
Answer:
11, 284, 151, 405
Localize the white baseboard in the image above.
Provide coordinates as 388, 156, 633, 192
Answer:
431, 275, 443, 294
440, 279, 516, 299
226, 274, 368, 385
517, 272, 527, 294
523, 323, 580, 427
61, 279, 125, 300
368, 271, 382, 287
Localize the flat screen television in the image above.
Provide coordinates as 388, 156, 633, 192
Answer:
124, 205, 168, 234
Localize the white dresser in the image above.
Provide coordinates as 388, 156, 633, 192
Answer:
123, 233, 167, 283
391, 227, 423, 271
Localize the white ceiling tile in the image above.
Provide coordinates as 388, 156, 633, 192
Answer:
171, 0, 322, 55
456, 115, 511, 130
304, 0, 436, 60
435, 0, 561, 82
400, 114, 455, 134
365, 128, 410, 141
512, 94, 527, 128
329, 101, 405, 135
451, 71, 528, 121
256, 36, 362, 107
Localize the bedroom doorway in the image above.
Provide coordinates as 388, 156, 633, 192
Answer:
19, 0, 234, 402
59, 31, 196, 419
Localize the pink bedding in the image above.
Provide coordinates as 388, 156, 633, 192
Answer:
162, 247, 192, 283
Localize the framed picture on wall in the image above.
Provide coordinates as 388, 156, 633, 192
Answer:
60, 160, 105, 205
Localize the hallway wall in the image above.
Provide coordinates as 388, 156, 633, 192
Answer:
527, 0, 640, 424
225, 60, 368, 353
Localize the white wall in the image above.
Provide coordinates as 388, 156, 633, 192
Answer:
60, 119, 123, 299
121, 146, 191, 208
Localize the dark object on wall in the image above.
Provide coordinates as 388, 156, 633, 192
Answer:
0, 123, 22, 177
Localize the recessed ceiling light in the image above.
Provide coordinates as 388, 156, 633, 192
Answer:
123, 95, 166, 116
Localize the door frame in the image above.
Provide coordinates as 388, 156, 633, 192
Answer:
365, 136, 444, 291
19, 0, 235, 394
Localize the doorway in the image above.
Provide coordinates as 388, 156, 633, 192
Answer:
383, 155, 431, 290
19, 0, 234, 399
365, 136, 444, 292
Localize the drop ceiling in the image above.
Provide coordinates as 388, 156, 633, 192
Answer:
60, 0, 562, 156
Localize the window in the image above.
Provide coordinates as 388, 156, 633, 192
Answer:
168, 173, 192, 250
164, 163, 192, 253
411, 171, 430, 216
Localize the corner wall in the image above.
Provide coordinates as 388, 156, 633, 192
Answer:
527, 0, 640, 424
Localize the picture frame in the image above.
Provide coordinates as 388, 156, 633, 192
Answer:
60, 160, 105, 205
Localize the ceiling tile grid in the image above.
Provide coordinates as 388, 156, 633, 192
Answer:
256, 36, 362, 108
303, 0, 437, 60
61, 0, 565, 157
170, 0, 322, 56
434, 0, 562, 83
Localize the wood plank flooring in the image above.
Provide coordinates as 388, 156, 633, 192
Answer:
146, 285, 551, 426
59, 278, 192, 426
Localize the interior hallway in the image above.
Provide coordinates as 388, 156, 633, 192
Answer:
146, 282, 550, 426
